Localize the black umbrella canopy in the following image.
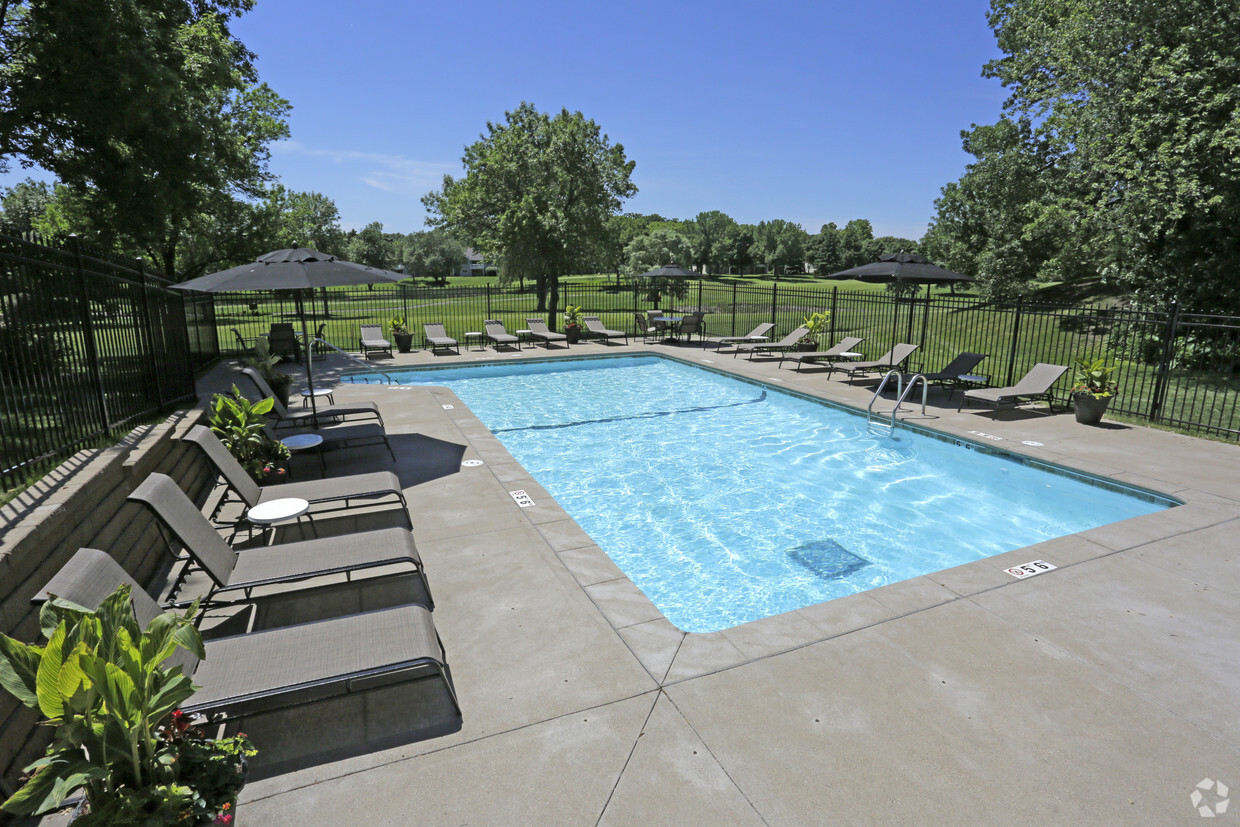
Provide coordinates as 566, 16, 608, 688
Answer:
823, 251, 973, 285
639, 264, 697, 278
170, 247, 406, 293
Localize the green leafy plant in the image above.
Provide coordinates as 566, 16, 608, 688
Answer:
242, 337, 292, 403
0, 585, 213, 822
802, 310, 831, 345
209, 385, 291, 481
389, 315, 409, 334
1071, 356, 1119, 398
563, 305, 583, 331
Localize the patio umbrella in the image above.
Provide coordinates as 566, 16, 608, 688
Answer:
171, 248, 406, 425
822, 251, 973, 285
638, 264, 697, 279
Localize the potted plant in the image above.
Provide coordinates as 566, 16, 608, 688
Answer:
243, 338, 293, 407
390, 316, 414, 353
0, 586, 255, 824
563, 305, 584, 344
210, 385, 292, 482
798, 311, 831, 351
1071, 356, 1119, 425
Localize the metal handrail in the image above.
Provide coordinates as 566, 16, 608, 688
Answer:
866, 370, 928, 432
892, 374, 928, 422
307, 336, 394, 384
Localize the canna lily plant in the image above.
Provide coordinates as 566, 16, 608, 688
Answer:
0, 585, 218, 822
1071, 356, 1119, 398
209, 385, 291, 482
801, 311, 831, 346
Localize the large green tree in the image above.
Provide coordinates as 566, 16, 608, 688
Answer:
750, 219, 809, 276
423, 102, 637, 317
0, 0, 290, 277
687, 210, 738, 274
929, 0, 1240, 308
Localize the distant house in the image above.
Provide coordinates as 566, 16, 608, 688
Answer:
458, 248, 488, 277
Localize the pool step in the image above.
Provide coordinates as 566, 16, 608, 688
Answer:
787, 540, 870, 580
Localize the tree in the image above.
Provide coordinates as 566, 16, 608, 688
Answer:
719, 223, 757, 274
839, 219, 877, 268
928, 0, 1240, 310
0, 0, 291, 277
423, 102, 637, 317
264, 186, 345, 255
401, 229, 467, 282
750, 220, 808, 275
0, 177, 51, 234
688, 210, 738, 274
623, 226, 693, 276
809, 222, 843, 275
345, 222, 395, 270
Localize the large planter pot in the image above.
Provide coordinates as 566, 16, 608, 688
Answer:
394, 332, 414, 353
1073, 392, 1112, 425
795, 340, 818, 352
566, 326, 583, 345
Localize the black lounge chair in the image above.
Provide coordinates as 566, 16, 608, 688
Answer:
184, 425, 410, 527
582, 316, 628, 345
483, 319, 521, 350
834, 343, 920, 381
128, 473, 431, 606
891, 352, 988, 394
359, 324, 392, 358
959, 363, 1068, 414
423, 323, 460, 355
242, 367, 385, 429
706, 322, 774, 351
779, 336, 866, 371
734, 326, 811, 360
525, 318, 569, 348
37, 548, 459, 719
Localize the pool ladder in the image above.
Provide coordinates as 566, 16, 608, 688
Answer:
867, 370, 928, 434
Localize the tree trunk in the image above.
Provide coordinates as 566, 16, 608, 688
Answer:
535, 274, 548, 311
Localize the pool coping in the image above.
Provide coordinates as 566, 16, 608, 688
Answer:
374, 350, 1215, 686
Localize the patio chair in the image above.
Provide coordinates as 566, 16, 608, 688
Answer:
310, 322, 331, 361
483, 319, 521, 350
582, 316, 628, 345
423, 322, 459, 355
958, 363, 1068, 414
705, 322, 775, 351
834, 343, 920, 382
674, 312, 706, 344
268, 323, 300, 361
779, 336, 866, 371
184, 425, 411, 528
359, 324, 392, 358
890, 352, 988, 394
231, 328, 257, 354
36, 548, 459, 719
525, 318, 569, 348
241, 367, 385, 430
128, 473, 432, 606
734, 326, 811, 360
634, 312, 658, 344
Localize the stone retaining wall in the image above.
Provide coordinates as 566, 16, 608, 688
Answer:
0, 408, 213, 798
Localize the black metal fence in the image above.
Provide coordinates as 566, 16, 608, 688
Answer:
0, 233, 207, 492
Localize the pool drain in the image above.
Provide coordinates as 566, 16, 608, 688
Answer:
787, 540, 870, 580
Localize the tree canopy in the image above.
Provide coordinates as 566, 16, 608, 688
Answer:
423, 102, 636, 314
926, 0, 1240, 308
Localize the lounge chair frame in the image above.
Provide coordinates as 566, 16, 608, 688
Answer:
422, 322, 460, 355
734, 326, 811, 360
359, 324, 393, 358
834, 343, 920, 381
37, 548, 460, 720
582, 316, 629, 345
525, 318, 569, 348
706, 322, 775, 351
779, 336, 866, 371
484, 320, 521, 350
958, 363, 1067, 414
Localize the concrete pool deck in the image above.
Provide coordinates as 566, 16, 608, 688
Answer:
186, 343, 1239, 823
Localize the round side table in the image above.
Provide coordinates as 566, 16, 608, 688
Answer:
300, 387, 335, 407
465, 332, 484, 351
281, 433, 325, 476
246, 496, 316, 542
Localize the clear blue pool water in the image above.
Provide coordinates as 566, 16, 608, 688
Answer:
367, 355, 1173, 633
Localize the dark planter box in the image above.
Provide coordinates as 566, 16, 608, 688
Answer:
1073, 392, 1112, 425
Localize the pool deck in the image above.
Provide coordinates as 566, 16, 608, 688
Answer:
183, 342, 1239, 823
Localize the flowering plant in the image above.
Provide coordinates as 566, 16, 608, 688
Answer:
563, 305, 584, 331
1070, 356, 1119, 398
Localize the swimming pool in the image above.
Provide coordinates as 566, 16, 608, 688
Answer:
370, 355, 1174, 632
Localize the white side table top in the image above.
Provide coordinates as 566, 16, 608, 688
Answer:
281, 433, 324, 451
837, 351, 863, 358
247, 497, 309, 525
300, 388, 334, 399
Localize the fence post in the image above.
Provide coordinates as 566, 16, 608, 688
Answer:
1005, 295, 1024, 386
486, 283, 492, 319
134, 258, 167, 409
70, 235, 110, 434
731, 282, 738, 337
829, 287, 838, 342
770, 283, 778, 331
1149, 301, 1180, 422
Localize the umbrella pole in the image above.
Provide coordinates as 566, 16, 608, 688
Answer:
297, 291, 319, 429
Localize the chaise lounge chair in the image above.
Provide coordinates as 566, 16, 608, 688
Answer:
483, 319, 521, 350
37, 548, 459, 719
734, 326, 811, 360
525, 318, 569, 348
184, 425, 411, 527
706, 322, 775, 351
128, 473, 432, 606
891, 352, 988, 394
834, 343, 920, 382
779, 336, 866, 371
359, 324, 393, 358
582, 316, 628, 345
242, 368, 384, 429
422, 323, 459, 355
958, 363, 1068, 414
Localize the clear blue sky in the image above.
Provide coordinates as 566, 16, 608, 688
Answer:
11, 0, 1009, 242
